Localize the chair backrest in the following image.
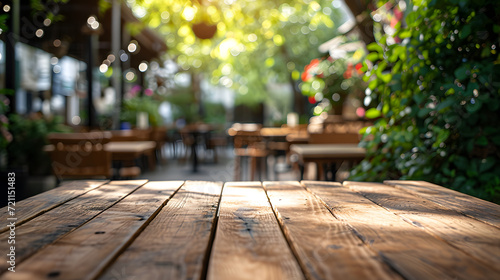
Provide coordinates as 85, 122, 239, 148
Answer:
228, 123, 263, 148
47, 131, 113, 179
110, 129, 151, 141
308, 132, 361, 144
150, 126, 167, 144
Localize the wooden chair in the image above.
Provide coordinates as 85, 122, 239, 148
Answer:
308, 132, 361, 144
110, 129, 152, 142
228, 124, 269, 181
150, 126, 168, 164
299, 131, 362, 181
47, 132, 140, 181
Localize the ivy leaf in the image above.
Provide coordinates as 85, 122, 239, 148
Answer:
454, 66, 468, 80
460, 24, 471, 39
454, 156, 469, 170
413, 94, 425, 105
437, 98, 455, 112
380, 73, 392, 83
365, 108, 382, 119
398, 30, 412, 39
466, 99, 482, 113
417, 108, 432, 118
476, 136, 488, 146
479, 157, 496, 173
367, 42, 383, 53
366, 53, 379, 62
368, 79, 378, 90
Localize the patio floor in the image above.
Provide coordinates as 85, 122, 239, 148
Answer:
138, 146, 299, 182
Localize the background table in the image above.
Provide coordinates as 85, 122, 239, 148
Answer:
104, 141, 156, 171
290, 143, 366, 180
1, 180, 499, 279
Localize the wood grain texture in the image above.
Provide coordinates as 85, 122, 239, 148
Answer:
264, 181, 401, 280
1, 181, 182, 280
207, 182, 304, 280
345, 181, 500, 271
98, 181, 223, 280
0, 180, 108, 233
0, 180, 147, 275
384, 180, 500, 229
321, 181, 500, 279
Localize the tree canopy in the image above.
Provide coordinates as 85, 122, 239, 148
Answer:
127, 0, 348, 106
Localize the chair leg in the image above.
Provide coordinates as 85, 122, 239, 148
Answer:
234, 155, 241, 181
250, 156, 257, 181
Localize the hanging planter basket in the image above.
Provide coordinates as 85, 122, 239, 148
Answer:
192, 22, 217, 39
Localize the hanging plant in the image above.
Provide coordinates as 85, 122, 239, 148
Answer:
192, 22, 217, 39
191, 0, 218, 39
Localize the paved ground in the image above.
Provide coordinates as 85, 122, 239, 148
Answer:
138, 145, 300, 182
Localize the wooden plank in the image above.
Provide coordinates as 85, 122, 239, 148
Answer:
264, 181, 401, 280
289, 144, 366, 159
0, 180, 108, 233
343, 181, 500, 273
207, 182, 304, 280
98, 181, 223, 280
305, 181, 499, 279
0, 180, 147, 275
0, 181, 183, 280
384, 180, 500, 229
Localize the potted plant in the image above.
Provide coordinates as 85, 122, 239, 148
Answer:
0, 89, 13, 169
121, 86, 163, 128
300, 46, 367, 117
7, 114, 72, 176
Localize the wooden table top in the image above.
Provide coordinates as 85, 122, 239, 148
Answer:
43, 141, 156, 154
290, 143, 366, 159
103, 141, 156, 153
2, 180, 500, 279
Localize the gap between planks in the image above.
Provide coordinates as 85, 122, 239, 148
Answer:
0, 180, 110, 233
264, 181, 402, 280
207, 182, 305, 280
302, 180, 500, 279
1, 181, 184, 280
0, 180, 149, 276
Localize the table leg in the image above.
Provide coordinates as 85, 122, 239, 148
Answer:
192, 142, 198, 172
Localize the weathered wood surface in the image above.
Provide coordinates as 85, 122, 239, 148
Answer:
0, 180, 147, 274
2, 181, 182, 280
307, 181, 500, 279
384, 180, 500, 229
264, 181, 401, 280
346, 181, 500, 270
0, 180, 108, 233
98, 181, 223, 280
207, 182, 304, 280
1, 180, 499, 280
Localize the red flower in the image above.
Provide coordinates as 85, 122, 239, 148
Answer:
394, 7, 404, 21
355, 63, 363, 74
343, 63, 353, 79
302, 72, 313, 82
308, 96, 317, 104
302, 58, 321, 82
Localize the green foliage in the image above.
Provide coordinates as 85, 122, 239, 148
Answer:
0, 90, 14, 159
203, 102, 227, 125
130, 0, 345, 104
6, 114, 72, 175
121, 96, 163, 127
300, 47, 367, 115
350, 0, 500, 203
